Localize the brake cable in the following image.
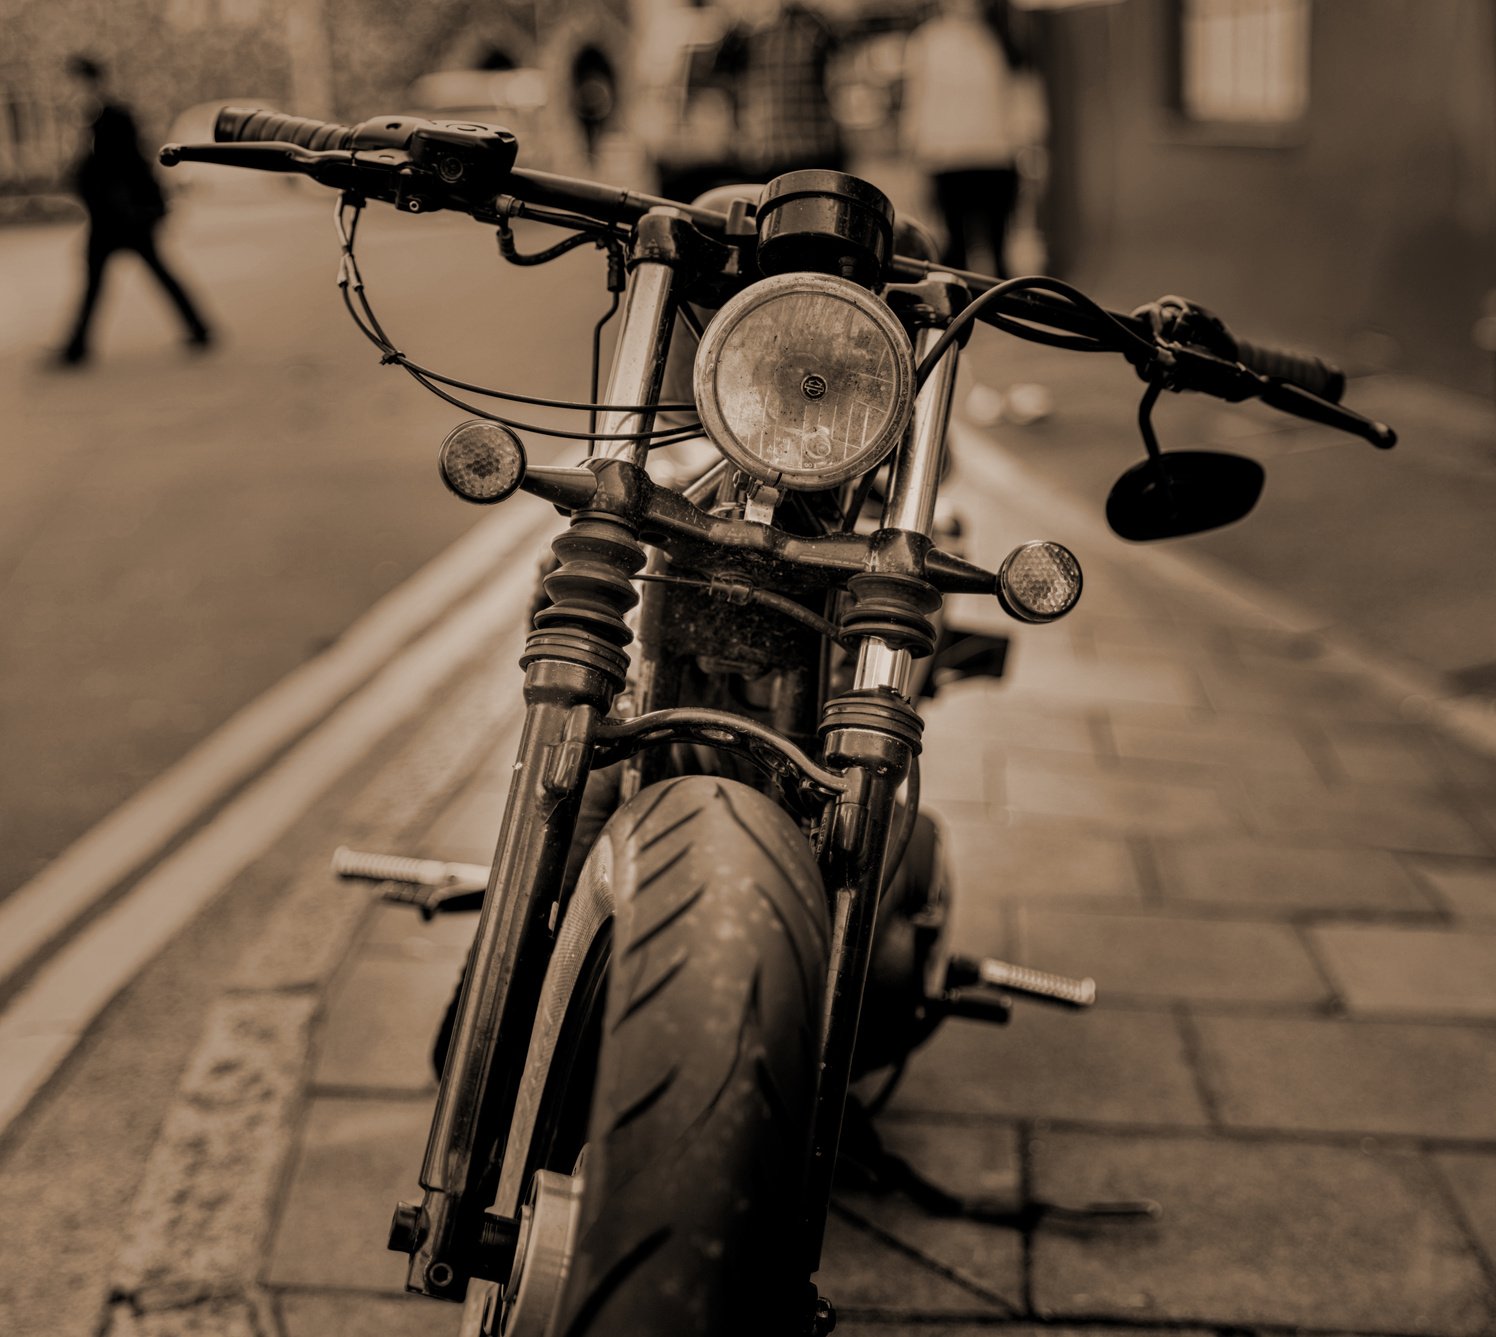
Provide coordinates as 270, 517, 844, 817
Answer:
913, 274, 1159, 389
333, 196, 704, 446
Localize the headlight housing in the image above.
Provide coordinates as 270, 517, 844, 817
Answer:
693, 273, 915, 491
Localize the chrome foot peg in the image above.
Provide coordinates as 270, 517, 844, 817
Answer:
943, 955, 1096, 1013
330, 846, 489, 918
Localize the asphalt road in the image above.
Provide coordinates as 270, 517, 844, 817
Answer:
0, 186, 616, 900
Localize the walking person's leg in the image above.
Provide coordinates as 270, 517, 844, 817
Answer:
932, 170, 969, 272
133, 226, 212, 345
984, 166, 1020, 279
61, 227, 114, 364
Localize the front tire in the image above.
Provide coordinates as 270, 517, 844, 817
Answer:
557, 775, 830, 1336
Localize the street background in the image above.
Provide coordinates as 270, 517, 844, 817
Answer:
1, 1, 1494, 1335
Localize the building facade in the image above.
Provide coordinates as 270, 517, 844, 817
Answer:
1036, 0, 1496, 398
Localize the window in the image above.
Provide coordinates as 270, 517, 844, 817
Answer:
1178, 0, 1310, 125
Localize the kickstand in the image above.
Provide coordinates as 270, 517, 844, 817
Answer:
835, 1096, 1161, 1231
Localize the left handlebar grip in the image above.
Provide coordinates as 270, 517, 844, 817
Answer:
214, 107, 355, 151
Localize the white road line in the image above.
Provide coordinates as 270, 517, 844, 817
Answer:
952, 422, 1496, 759
0, 512, 551, 1135
0, 507, 551, 989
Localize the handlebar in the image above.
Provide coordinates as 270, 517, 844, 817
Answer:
214, 107, 357, 151
1230, 336, 1344, 404
166, 106, 1394, 449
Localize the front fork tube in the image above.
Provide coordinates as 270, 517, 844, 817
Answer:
405, 660, 614, 1298
404, 220, 685, 1298
803, 698, 922, 1275
803, 317, 958, 1274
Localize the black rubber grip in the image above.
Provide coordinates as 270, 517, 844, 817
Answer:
214, 107, 355, 152
1233, 336, 1345, 404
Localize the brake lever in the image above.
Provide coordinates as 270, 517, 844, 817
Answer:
1258, 378, 1396, 449
1157, 342, 1396, 449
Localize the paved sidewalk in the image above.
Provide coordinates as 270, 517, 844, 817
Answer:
93, 440, 1496, 1337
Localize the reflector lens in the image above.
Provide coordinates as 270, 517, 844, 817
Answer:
438, 421, 525, 504
998, 541, 1083, 623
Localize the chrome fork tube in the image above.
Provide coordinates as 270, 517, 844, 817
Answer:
594, 242, 679, 466
852, 317, 961, 697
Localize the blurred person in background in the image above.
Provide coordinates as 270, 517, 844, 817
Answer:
569, 44, 618, 167
714, 0, 846, 182
901, 0, 1026, 276
57, 55, 213, 368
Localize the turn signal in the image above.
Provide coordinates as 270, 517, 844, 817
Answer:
997, 541, 1082, 623
438, 420, 526, 504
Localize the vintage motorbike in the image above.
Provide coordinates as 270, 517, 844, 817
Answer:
162, 109, 1396, 1336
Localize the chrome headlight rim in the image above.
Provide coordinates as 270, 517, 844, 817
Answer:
692, 271, 916, 492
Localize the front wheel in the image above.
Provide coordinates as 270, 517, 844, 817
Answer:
487, 775, 831, 1337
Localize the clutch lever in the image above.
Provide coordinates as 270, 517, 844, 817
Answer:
160, 140, 415, 206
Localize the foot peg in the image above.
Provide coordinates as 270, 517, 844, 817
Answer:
330, 846, 489, 919
934, 955, 1096, 1024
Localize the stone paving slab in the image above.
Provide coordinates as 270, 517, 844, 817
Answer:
1310, 923, 1496, 1017
1016, 908, 1329, 1006
1000, 753, 1244, 835
1104, 708, 1322, 779
881, 1011, 1209, 1128
277, 1291, 460, 1337
313, 956, 458, 1092
1407, 855, 1496, 922
1241, 774, 1493, 856
831, 1119, 1024, 1314
925, 683, 1100, 756
265, 1097, 433, 1293
818, 1210, 1007, 1317
1192, 1015, 1496, 1140
941, 817, 1146, 914
1434, 1151, 1496, 1270
1029, 1130, 1495, 1334
1150, 833, 1436, 914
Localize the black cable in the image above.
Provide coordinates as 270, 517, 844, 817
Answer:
632, 572, 845, 643
495, 217, 597, 266
333, 199, 703, 442
913, 275, 1158, 389
588, 289, 622, 441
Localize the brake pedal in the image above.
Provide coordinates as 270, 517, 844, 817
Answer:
330, 846, 489, 918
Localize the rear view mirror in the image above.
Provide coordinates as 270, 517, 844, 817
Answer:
1106, 450, 1265, 542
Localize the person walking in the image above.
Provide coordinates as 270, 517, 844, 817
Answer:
57, 55, 213, 367
714, 0, 846, 182
901, 0, 1024, 276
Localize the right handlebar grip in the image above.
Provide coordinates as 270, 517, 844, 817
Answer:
1232, 337, 1345, 404
214, 107, 355, 152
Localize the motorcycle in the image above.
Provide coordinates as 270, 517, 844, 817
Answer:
161, 109, 1397, 1337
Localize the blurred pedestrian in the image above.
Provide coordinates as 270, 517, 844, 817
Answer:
714, 0, 845, 182
901, 0, 1025, 276
57, 55, 213, 367
569, 45, 618, 167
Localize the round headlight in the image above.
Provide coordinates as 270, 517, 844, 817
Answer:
693, 273, 915, 491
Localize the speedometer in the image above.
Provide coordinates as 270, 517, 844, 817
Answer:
693, 273, 915, 491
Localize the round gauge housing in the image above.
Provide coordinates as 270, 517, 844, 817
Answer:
693, 272, 915, 492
